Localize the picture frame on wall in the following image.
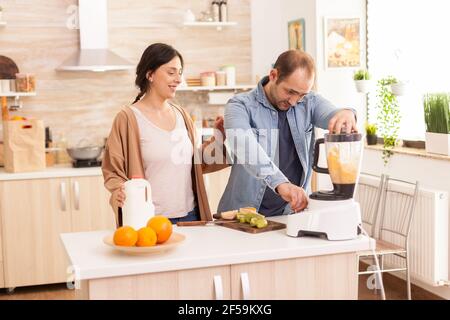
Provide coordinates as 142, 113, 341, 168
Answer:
288, 18, 306, 51
324, 17, 361, 69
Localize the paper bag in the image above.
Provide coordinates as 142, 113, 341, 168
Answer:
3, 119, 46, 173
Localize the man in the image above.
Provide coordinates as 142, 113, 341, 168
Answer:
217, 50, 357, 216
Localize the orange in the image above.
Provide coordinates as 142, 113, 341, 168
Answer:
113, 226, 138, 246
136, 227, 157, 247
147, 215, 173, 244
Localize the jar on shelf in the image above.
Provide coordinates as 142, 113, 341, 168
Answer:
27, 74, 36, 92
15, 74, 28, 92
15, 73, 36, 92
222, 65, 236, 86
215, 71, 226, 86
200, 71, 216, 87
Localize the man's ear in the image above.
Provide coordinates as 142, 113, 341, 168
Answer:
268, 69, 278, 82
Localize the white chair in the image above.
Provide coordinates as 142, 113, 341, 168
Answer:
357, 174, 419, 300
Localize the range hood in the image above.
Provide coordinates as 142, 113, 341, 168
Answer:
57, 0, 133, 72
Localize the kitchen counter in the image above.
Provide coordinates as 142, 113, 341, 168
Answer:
0, 164, 102, 181
61, 216, 373, 299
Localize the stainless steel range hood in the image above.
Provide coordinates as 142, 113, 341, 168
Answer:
57, 0, 133, 72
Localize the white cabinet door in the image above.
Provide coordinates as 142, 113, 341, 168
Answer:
0, 178, 72, 287
88, 265, 231, 300
231, 254, 358, 300
70, 176, 116, 232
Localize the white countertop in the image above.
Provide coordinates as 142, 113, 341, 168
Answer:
0, 165, 102, 181
60, 216, 373, 281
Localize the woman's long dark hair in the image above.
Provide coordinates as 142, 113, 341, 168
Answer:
133, 43, 184, 104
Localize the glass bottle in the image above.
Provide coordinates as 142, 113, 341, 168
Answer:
212, 0, 220, 22
219, 0, 228, 22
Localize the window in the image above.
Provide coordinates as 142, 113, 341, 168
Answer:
367, 0, 450, 140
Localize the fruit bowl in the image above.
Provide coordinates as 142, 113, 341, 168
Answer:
103, 232, 186, 254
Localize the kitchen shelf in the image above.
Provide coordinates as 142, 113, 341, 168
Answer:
0, 92, 36, 97
182, 21, 237, 31
177, 84, 254, 92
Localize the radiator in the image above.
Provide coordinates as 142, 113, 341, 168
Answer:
356, 174, 449, 286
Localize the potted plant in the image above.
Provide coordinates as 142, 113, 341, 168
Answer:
353, 69, 372, 94
423, 92, 450, 155
365, 123, 378, 145
377, 76, 401, 164
390, 78, 408, 96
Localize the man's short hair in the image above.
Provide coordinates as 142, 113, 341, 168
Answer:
273, 50, 316, 83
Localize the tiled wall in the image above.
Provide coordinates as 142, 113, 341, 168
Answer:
0, 0, 251, 147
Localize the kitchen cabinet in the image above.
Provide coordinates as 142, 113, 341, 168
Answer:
70, 176, 115, 232
230, 254, 358, 300
0, 178, 72, 287
0, 175, 115, 288
83, 253, 358, 300
88, 265, 231, 300
62, 214, 369, 300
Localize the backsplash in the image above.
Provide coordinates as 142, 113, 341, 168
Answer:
0, 0, 251, 147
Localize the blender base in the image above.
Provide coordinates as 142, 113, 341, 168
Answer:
286, 198, 362, 241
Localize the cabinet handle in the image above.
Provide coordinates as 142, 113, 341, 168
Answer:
60, 182, 67, 211
240, 272, 251, 300
73, 181, 80, 210
213, 275, 224, 300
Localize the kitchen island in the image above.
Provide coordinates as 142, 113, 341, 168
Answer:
61, 216, 372, 300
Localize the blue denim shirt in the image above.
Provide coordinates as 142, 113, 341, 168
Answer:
217, 77, 341, 215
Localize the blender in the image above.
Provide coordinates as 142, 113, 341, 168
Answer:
286, 133, 363, 240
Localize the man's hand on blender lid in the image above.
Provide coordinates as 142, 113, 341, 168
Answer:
328, 109, 358, 134
276, 183, 308, 213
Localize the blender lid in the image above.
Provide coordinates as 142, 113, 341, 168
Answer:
324, 133, 362, 142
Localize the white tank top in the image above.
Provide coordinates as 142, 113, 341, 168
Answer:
131, 106, 195, 218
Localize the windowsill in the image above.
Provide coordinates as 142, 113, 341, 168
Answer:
365, 144, 450, 162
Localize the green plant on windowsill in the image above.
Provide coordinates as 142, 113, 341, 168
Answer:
377, 76, 401, 165
424, 93, 450, 134
365, 123, 377, 135
353, 69, 371, 80
423, 92, 450, 155
353, 69, 372, 94
365, 123, 378, 145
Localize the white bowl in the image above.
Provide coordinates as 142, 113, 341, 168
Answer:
103, 232, 186, 255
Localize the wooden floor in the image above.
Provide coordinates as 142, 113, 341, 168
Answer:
0, 269, 442, 300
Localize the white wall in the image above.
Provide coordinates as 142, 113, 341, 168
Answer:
251, 0, 366, 119
315, 0, 367, 122
251, 0, 284, 81
251, 0, 316, 82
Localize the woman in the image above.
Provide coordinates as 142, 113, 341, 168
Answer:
102, 43, 227, 227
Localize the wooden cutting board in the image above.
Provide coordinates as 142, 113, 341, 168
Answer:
217, 220, 286, 234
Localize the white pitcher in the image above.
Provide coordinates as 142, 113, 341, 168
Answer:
122, 178, 155, 229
